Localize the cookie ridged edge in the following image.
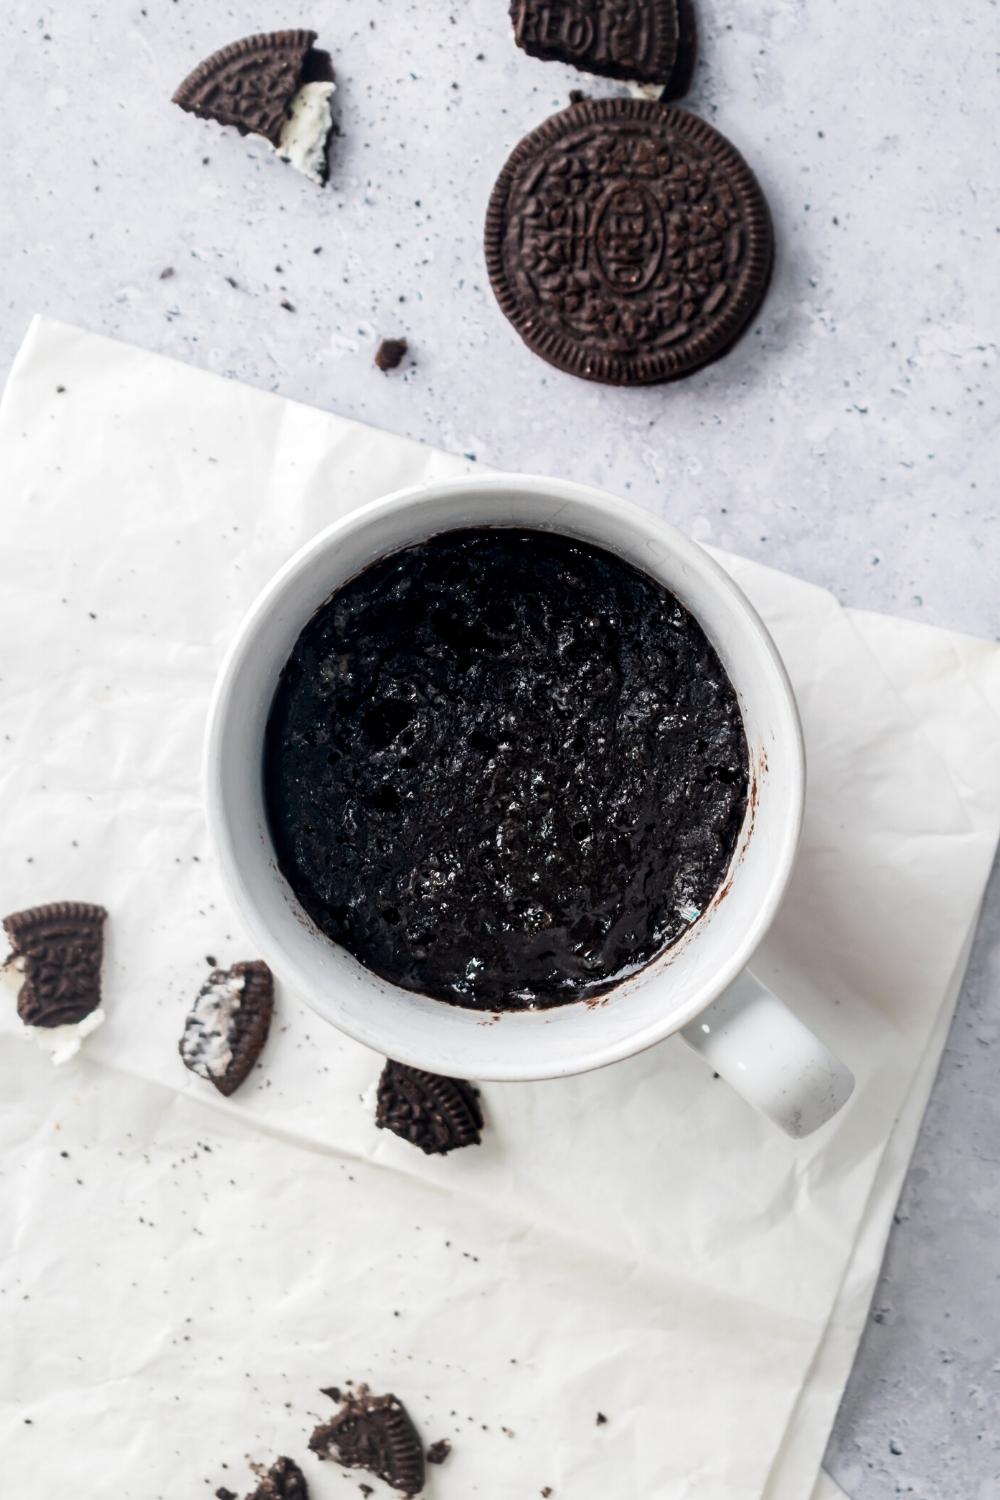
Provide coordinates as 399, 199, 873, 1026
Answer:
172, 30, 318, 144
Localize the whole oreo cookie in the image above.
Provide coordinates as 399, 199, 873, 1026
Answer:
510, 0, 679, 85
484, 99, 773, 385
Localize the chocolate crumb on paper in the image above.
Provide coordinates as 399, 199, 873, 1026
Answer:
426, 1438, 451, 1464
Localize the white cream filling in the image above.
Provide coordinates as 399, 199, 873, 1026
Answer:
179, 973, 245, 1081
625, 81, 666, 100
271, 80, 336, 184
26, 1008, 105, 1066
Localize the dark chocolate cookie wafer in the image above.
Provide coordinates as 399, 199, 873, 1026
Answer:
173, 30, 319, 146
510, 0, 679, 85
3, 902, 107, 1027
178, 960, 273, 1096
375, 1061, 483, 1155
310, 1387, 425, 1496
485, 99, 773, 385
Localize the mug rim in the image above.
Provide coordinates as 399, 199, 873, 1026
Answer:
204, 474, 806, 1078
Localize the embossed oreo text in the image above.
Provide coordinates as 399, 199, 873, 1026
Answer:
511, 0, 677, 81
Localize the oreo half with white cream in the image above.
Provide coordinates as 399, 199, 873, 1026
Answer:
172, 30, 337, 186
179, 960, 274, 1096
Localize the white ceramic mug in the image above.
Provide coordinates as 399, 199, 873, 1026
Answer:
205, 475, 854, 1137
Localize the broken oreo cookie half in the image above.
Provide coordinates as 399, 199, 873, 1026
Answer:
310, 1386, 425, 1496
178, 959, 274, 1096
3, 902, 108, 1063
511, 0, 679, 86
376, 1061, 484, 1155
173, 30, 336, 185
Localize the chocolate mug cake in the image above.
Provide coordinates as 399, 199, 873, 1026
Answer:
263, 528, 748, 1010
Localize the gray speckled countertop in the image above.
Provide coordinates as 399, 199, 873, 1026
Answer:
3, 2, 998, 1495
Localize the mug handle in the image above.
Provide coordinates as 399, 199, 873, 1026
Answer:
680, 970, 855, 1138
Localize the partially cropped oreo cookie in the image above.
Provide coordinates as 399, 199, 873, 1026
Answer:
216, 1456, 308, 1500
3, 902, 107, 1027
485, 99, 773, 385
173, 31, 336, 184
510, 0, 679, 85
310, 1387, 425, 1496
178, 960, 274, 1096
248, 1457, 309, 1499
375, 1061, 483, 1155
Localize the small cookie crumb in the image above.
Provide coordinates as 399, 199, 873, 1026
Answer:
375, 338, 408, 372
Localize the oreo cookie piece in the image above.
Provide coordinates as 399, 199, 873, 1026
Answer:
173, 31, 336, 185
248, 1457, 309, 1499
375, 1061, 483, 1155
663, 0, 697, 101
3, 902, 107, 1029
510, 0, 679, 85
310, 1387, 425, 1496
178, 960, 274, 1096
485, 99, 773, 385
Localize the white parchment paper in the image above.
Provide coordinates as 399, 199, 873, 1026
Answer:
2, 318, 999, 1500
